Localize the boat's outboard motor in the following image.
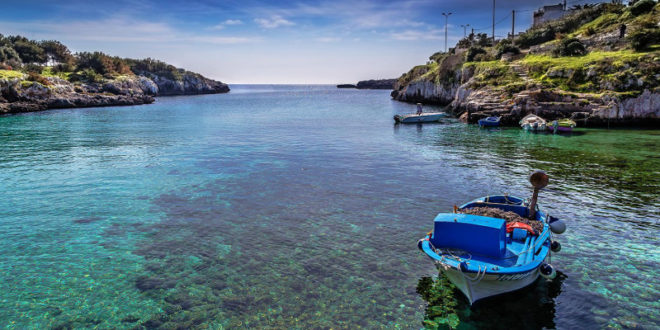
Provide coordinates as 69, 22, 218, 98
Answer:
540, 263, 557, 279
548, 216, 566, 234
528, 171, 549, 219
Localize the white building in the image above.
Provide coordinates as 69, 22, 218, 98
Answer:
533, 3, 569, 26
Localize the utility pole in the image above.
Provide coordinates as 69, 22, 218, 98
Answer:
442, 12, 452, 52
511, 10, 515, 40
461, 24, 470, 38
492, 0, 496, 43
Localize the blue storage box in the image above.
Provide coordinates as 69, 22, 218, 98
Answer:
430, 213, 506, 259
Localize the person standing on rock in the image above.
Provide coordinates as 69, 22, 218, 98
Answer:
619, 24, 626, 38
416, 103, 423, 115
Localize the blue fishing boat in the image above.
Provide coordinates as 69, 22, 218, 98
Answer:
478, 116, 500, 127
417, 172, 566, 304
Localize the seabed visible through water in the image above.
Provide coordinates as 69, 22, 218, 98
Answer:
0, 85, 658, 328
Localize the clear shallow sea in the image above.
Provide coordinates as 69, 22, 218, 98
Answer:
0, 85, 658, 329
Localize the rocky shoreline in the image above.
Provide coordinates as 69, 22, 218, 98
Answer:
390, 2, 660, 128
391, 57, 660, 128
1, 72, 229, 115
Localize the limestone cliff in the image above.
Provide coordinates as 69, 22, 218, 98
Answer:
391, 2, 660, 127
0, 71, 229, 115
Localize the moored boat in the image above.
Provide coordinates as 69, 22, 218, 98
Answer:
520, 114, 547, 131
394, 112, 448, 123
548, 119, 576, 133
478, 116, 501, 127
417, 172, 566, 304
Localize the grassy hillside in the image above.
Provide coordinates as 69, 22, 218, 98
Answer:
395, 1, 660, 99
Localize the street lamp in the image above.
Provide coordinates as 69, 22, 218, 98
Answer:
460, 24, 470, 38
442, 12, 452, 52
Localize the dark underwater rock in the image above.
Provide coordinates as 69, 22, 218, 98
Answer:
135, 276, 177, 291
73, 216, 103, 224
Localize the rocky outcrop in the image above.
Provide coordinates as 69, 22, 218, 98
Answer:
356, 79, 396, 90
1, 72, 229, 115
392, 54, 660, 127
140, 72, 229, 95
391, 80, 459, 105
449, 83, 660, 127
337, 79, 396, 90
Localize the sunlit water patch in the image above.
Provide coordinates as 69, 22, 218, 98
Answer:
0, 85, 658, 328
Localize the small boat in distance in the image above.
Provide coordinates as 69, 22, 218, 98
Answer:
417, 172, 566, 304
394, 112, 448, 123
520, 114, 547, 131
548, 119, 576, 133
394, 103, 447, 123
478, 116, 501, 127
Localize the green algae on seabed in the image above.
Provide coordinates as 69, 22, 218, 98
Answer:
417, 274, 460, 329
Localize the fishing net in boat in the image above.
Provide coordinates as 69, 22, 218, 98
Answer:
459, 206, 544, 233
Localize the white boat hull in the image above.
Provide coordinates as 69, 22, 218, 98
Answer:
436, 262, 541, 304
394, 112, 447, 123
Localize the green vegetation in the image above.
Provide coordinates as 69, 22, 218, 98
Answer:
395, 1, 659, 102
521, 50, 658, 94
516, 3, 620, 48
465, 46, 487, 62
495, 39, 521, 59
630, 0, 656, 16
0, 33, 196, 84
629, 28, 660, 50
0, 69, 25, 79
553, 37, 588, 56
417, 275, 460, 329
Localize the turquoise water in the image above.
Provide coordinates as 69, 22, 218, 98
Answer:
0, 85, 658, 328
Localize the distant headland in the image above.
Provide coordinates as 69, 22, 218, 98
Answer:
0, 34, 229, 115
337, 79, 396, 90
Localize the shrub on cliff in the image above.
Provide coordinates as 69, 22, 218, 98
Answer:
629, 0, 656, 16
27, 72, 50, 86
39, 40, 74, 66
0, 46, 20, 63
76, 52, 132, 77
629, 28, 660, 50
126, 58, 183, 81
465, 46, 487, 62
69, 68, 104, 83
553, 38, 588, 56
10, 38, 47, 64
495, 39, 520, 59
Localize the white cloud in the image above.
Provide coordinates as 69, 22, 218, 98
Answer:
224, 19, 243, 25
254, 15, 295, 29
391, 29, 443, 41
316, 37, 341, 43
211, 19, 244, 30
191, 36, 257, 44
0, 16, 259, 46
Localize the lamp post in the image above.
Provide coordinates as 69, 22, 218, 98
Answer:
442, 12, 452, 52
461, 24, 470, 38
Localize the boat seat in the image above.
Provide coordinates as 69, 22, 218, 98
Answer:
431, 213, 506, 259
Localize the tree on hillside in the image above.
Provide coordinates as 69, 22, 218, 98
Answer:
8, 36, 47, 64
40, 40, 74, 66
0, 46, 21, 63
475, 33, 492, 47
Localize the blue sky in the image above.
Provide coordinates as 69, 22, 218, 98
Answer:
1, 0, 607, 83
